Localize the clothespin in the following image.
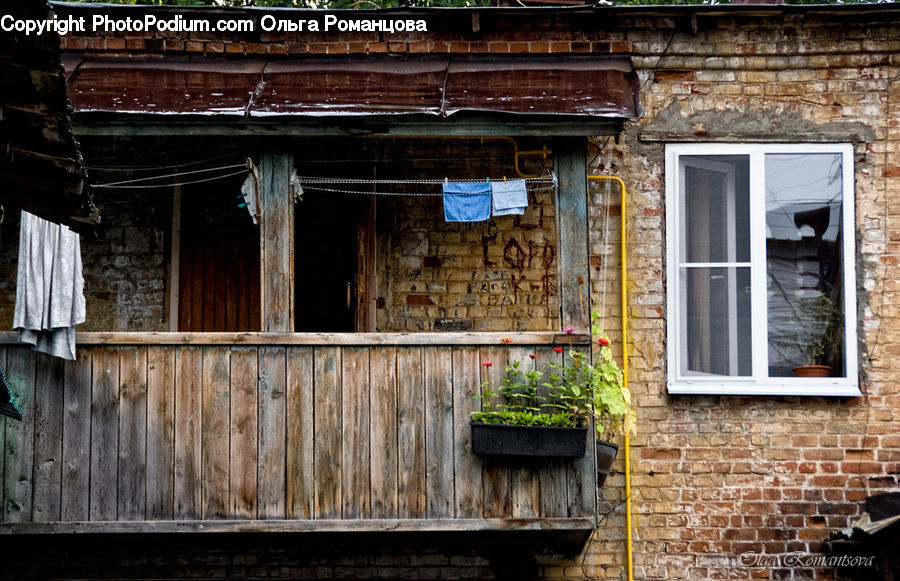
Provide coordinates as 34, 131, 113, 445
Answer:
246, 157, 260, 183
444, 177, 448, 187
486, 177, 491, 184
290, 169, 303, 202
503, 176, 507, 184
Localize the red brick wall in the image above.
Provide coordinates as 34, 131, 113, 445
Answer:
41, 4, 900, 580
589, 9, 899, 581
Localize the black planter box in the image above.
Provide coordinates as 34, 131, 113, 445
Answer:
595, 439, 619, 486
470, 421, 588, 458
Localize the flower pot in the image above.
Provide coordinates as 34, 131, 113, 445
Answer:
470, 421, 588, 458
595, 439, 619, 487
792, 364, 833, 378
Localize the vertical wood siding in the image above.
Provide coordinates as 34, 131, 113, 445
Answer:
1, 344, 595, 525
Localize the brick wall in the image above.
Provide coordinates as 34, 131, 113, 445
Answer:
17, 4, 898, 580
294, 137, 558, 333
586, 10, 899, 581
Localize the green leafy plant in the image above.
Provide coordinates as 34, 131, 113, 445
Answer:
472, 313, 636, 439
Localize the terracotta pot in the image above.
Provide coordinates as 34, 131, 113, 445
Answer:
792, 364, 833, 378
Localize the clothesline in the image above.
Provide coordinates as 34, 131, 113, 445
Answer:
293, 175, 555, 186
293, 173, 557, 199
299, 184, 556, 198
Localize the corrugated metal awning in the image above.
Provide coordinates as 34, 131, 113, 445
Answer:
63, 54, 641, 121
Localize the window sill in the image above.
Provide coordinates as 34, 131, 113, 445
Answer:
667, 380, 861, 397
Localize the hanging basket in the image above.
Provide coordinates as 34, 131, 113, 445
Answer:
470, 422, 588, 458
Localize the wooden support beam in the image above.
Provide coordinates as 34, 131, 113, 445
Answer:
259, 151, 294, 332
554, 138, 591, 332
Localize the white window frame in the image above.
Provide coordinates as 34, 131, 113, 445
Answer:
665, 143, 860, 396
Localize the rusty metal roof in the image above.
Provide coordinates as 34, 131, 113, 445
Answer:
63, 54, 640, 121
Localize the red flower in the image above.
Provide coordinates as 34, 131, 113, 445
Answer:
500, 337, 512, 344
529, 354, 537, 360
553, 347, 563, 354
482, 360, 493, 367
597, 337, 610, 347
563, 327, 575, 334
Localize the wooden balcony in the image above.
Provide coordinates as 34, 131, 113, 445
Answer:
0, 332, 596, 539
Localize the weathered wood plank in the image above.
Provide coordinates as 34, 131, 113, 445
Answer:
424, 347, 453, 519
190, 235, 204, 332
236, 235, 249, 331
61, 352, 92, 521
214, 238, 228, 332
28, 331, 591, 347
169, 187, 182, 332
536, 345, 569, 518
314, 347, 342, 519
229, 347, 258, 519
369, 347, 398, 519
174, 346, 202, 519
452, 347, 483, 519
259, 151, 294, 332
567, 346, 596, 520
73, 116, 620, 138
4, 348, 35, 522
508, 347, 540, 519
285, 346, 314, 519
258, 346, 286, 518
90, 347, 119, 521
555, 137, 591, 332
226, 238, 239, 332
201, 346, 230, 519
32, 353, 64, 522
146, 346, 175, 520
479, 345, 511, 519
396, 347, 425, 519
202, 241, 216, 332
118, 347, 148, 521
341, 347, 370, 519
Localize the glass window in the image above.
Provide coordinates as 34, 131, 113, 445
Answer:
665, 144, 859, 396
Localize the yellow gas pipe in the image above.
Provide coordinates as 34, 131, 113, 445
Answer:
588, 175, 634, 581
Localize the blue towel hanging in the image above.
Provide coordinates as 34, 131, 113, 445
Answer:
443, 181, 492, 222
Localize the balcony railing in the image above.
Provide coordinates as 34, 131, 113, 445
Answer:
0, 332, 596, 535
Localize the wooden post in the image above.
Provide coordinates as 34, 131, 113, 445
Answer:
554, 138, 591, 332
168, 184, 181, 332
259, 151, 294, 332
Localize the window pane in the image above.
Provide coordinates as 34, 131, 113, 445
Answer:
681, 156, 750, 264
681, 267, 752, 377
765, 153, 845, 377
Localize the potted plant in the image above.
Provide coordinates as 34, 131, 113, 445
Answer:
557, 313, 636, 484
470, 352, 589, 459
470, 313, 636, 481
774, 292, 843, 378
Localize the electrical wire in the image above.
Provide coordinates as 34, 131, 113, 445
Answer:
87, 151, 243, 173
93, 164, 247, 189
93, 169, 248, 190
